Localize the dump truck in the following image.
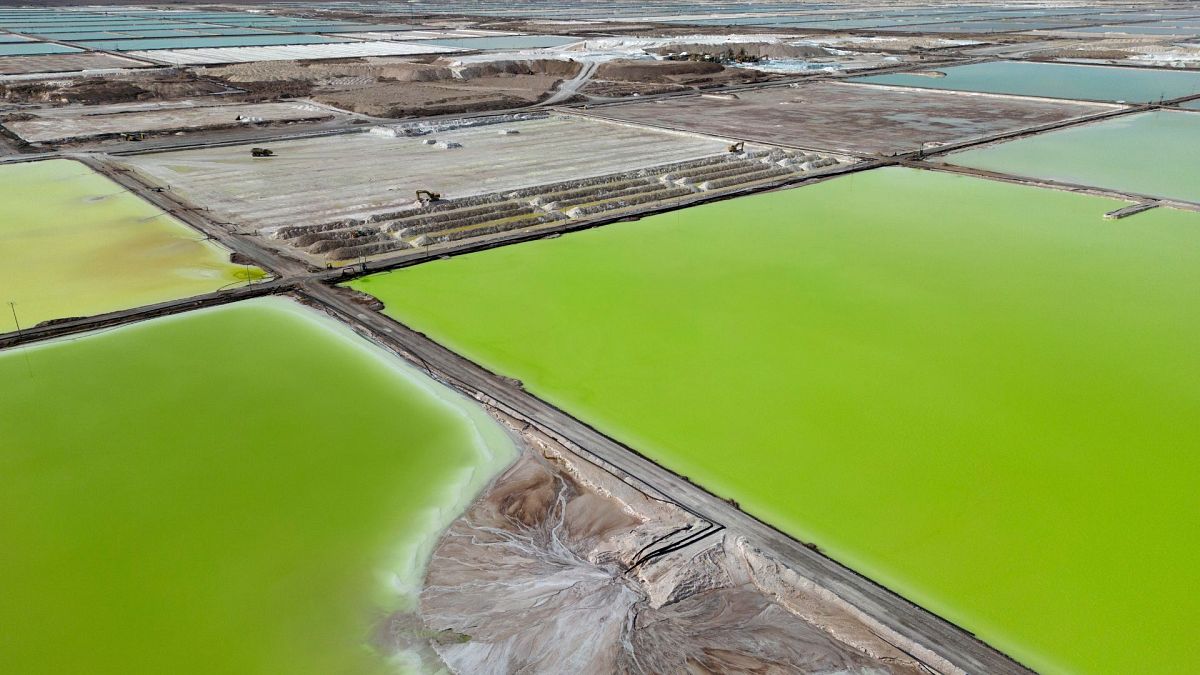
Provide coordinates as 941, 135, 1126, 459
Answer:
251, 147, 274, 158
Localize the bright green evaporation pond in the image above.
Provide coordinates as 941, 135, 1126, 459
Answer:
851, 60, 1200, 102
349, 167, 1200, 675
0, 159, 262, 334
946, 110, 1200, 204
0, 298, 516, 674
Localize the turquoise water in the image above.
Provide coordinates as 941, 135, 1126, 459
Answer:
1072, 25, 1200, 36
852, 61, 1200, 103
1181, 100, 1200, 111
946, 110, 1200, 204
0, 42, 80, 55
31, 31, 122, 40
886, 20, 1079, 32
77, 34, 352, 51
424, 35, 581, 49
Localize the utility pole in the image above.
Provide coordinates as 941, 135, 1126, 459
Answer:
8, 301, 22, 335
8, 301, 33, 377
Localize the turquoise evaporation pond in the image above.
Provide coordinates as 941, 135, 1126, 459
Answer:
0, 42, 80, 55
946, 110, 1200, 204
31, 31, 124, 40
42, 28, 281, 39
77, 34, 353, 51
286, 23, 420, 33
0, 297, 516, 675
851, 60, 1200, 102
423, 35, 580, 49
15, 22, 211, 31
1181, 99, 1200, 110
886, 20, 1081, 31
1072, 25, 1200, 36
349, 167, 1200, 675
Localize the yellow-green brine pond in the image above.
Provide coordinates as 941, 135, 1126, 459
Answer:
0, 158, 262, 334
349, 167, 1200, 675
0, 298, 516, 674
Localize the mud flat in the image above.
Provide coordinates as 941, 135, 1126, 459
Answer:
127, 41, 463, 66
0, 297, 516, 675
0, 158, 260, 334
3, 100, 344, 144
851, 60, 1200, 103
944, 109, 1200, 203
585, 81, 1112, 155
350, 167, 1200, 675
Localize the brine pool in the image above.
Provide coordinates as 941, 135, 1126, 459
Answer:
0, 159, 262, 334
0, 297, 516, 674
851, 60, 1200, 102
348, 167, 1200, 675
945, 109, 1200, 203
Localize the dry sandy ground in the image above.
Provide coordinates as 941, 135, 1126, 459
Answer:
200, 57, 579, 116
588, 81, 1114, 155
0, 53, 152, 76
585, 58, 768, 96
3, 100, 342, 143
0, 71, 228, 106
388, 411, 962, 674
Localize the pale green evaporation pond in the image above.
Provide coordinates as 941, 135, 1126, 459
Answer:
851, 60, 1200, 102
349, 167, 1200, 675
0, 298, 515, 675
0, 159, 261, 334
945, 110, 1200, 203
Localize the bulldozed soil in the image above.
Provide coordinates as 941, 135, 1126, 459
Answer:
0, 72, 227, 106
585, 59, 768, 97
388, 412, 961, 674
200, 57, 580, 117
652, 41, 837, 60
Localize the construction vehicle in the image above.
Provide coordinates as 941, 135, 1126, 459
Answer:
416, 189, 441, 205
251, 147, 274, 158
727, 141, 745, 153
122, 132, 146, 142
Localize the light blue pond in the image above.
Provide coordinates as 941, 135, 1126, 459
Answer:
885, 20, 1086, 32
423, 35, 580, 49
851, 61, 1200, 103
0, 43, 80, 55
30, 31, 123, 40
1071, 25, 1200, 36
75, 34, 352, 51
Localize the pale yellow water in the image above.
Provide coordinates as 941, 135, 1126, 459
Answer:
0, 159, 262, 333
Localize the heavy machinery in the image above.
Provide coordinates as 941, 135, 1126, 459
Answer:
727, 141, 745, 153
416, 189, 441, 205
251, 147, 274, 158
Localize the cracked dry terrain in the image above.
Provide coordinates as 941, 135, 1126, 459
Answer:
385, 414, 959, 674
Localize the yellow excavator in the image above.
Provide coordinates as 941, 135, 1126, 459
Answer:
727, 141, 745, 153
416, 189, 441, 205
